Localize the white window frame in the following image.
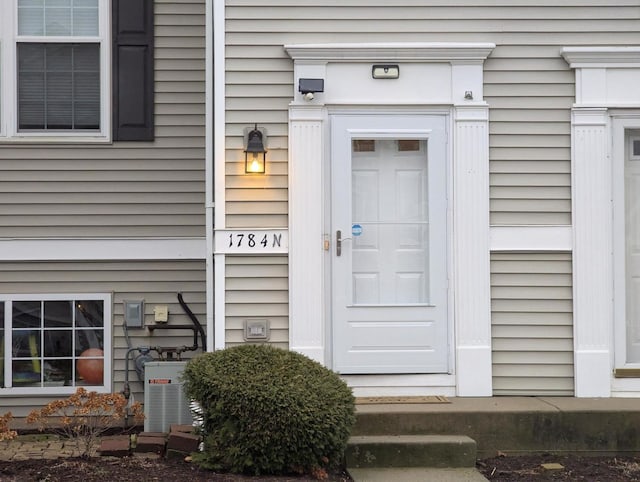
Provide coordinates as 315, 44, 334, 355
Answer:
0, 0, 111, 143
1, 293, 112, 396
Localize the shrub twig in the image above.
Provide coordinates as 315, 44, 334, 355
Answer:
0, 412, 17, 441
26, 388, 144, 457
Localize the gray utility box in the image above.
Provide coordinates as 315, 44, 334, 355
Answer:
143, 361, 193, 432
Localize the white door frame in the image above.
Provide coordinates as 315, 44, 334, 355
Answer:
561, 46, 640, 397
286, 43, 494, 396
612, 116, 640, 396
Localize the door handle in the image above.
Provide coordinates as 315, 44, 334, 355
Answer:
336, 230, 352, 256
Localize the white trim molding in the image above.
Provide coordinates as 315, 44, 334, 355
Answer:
561, 47, 640, 108
204, 0, 214, 351
563, 46, 640, 397
572, 107, 612, 397
286, 42, 494, 395
490, 226, 572, 251
561, 47, 640, 68
343, 374, 456, 398
285, 42, 494, 106
453, 105, 492, 396
284, 42, 495, 62
0, 237, 206, 261
212, 0, 226, 351
288, 104, 327, 364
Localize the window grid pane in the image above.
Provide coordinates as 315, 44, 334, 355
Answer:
18, 42, 100, 131
8, 298, 105, 388
18, 0, 99, 37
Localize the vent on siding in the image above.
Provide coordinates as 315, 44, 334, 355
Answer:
144, 361, 193, 432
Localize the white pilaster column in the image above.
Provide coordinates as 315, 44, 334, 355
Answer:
454, 105, 492, 396
572, 107, 612, 397
288, 105, 326, 364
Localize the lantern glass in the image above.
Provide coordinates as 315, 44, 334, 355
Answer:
245, 151, 266, 174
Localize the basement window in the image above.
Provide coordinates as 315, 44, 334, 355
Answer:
0, 293, 111, 395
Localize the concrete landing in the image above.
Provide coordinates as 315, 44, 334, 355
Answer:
353, 396, 640, 456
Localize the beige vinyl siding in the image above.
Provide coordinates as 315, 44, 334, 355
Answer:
0, 0, 205, 238
487, 47, 572, 225
491, 252, 573, 396
225, 256, 289, 348
0, 259, 206, 417
222, 3, 637, 381
225, 1, 639, 226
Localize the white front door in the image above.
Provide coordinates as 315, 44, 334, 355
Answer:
331, 114, 449, 374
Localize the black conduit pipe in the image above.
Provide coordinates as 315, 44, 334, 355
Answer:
178, 292, 207, 350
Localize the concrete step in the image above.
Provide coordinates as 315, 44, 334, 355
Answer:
346, 435, 477, 469
348, 467, 489, 482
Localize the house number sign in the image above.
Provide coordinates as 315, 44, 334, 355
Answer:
215, 229, 288, 254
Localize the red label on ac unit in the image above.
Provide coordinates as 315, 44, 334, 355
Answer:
149, 379, 172, 384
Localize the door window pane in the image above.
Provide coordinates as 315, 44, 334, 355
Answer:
398, 139, 420, 152
351, 138, 430, 305
352, 139, 375, 152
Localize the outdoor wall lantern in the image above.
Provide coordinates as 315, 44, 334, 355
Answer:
244, 124, 266, 174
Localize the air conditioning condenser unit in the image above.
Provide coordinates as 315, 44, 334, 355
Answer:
144, 361, 193, 432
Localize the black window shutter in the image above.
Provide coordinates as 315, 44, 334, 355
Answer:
112, 0, 154, 141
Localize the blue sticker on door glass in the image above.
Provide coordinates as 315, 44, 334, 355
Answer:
352, 224, 363, 236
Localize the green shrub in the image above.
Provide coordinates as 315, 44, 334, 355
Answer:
182, 344, 355, 476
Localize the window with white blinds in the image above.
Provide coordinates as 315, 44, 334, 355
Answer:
0, 0, 108, 139
18, 0, 99, 37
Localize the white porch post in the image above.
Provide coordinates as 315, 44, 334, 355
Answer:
454, 105, 493, 396
288, 105, 326, 364
571, 107, 612, 397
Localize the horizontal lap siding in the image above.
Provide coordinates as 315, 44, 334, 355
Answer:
491, 253, 574, 396
0, 259, 206, 416
0, 0, 206, 238
487, 48, 572, 225
225, 256, 289, 349
226, 2, 640, 226
224, 3, 636, 389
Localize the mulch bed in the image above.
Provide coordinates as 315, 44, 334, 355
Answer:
0, 457, 353, 482
478, 453, 640, 481
3, 445, 640, 481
